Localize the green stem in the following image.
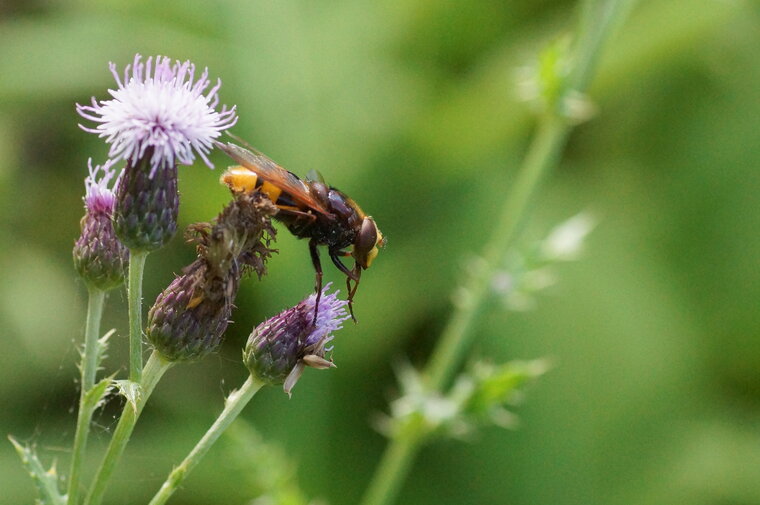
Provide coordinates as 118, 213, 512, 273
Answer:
84, 351, 172, 505
82, 287, 107, 391
67, 286, 106, 505
359, 2, 633, 505
425, 115, 568, 391
127, 250, 148, 383
358, 433, 418, 505
147, 376, 265, 505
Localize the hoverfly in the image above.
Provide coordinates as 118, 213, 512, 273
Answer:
216, 141, 385, 322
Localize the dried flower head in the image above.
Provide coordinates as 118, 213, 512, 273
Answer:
146, 193, 277, 362
73, 159, 129, 290
186, 192, 277, 279
244, 284, 350, 396
77, 54, 237, 176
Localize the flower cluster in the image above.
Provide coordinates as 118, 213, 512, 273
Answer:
34, 53, 358, 505
74, 53, 355, 370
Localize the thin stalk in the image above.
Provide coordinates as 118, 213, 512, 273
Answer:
82, 287, 107, 391
67, 286, 106, 505
425, 115, 568, 391
357, 432, 418, 505
127, 250, 148, 383
147, 376, 265, 505
359, 2, 633, 505
361, 115, 568, 505
84, 351, 172, 505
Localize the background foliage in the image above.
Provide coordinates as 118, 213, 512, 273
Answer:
1, 0, 759, 504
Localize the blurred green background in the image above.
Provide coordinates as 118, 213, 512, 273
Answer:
2, 0, 759, 504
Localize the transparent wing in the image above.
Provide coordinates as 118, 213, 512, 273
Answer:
216, 141, 331, 215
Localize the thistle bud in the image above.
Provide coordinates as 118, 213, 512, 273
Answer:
146, 192, 277, 362
112, 154, 179, 251
244, 284, 350, 395
146, 259, 237, 361
73, 160, 129, 290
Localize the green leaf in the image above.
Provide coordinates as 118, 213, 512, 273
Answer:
8, 435, 65, 505
465, 359, 551, 417
83, 375, 115, 411
537, 38, 569, 107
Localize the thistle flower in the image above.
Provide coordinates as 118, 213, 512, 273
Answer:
76, 54, 238, 251
76, 54, 237, 175
244, 284, 350, 396
73, 159, 129, 290
146, 193, 277, 362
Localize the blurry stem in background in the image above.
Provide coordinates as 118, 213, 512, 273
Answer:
359, 1, 634, 505
84, 351, 172, 505
425, 115, 567, 390
146, 376, 265, 505
128, 251, 148, 383
67, 286, 106, 505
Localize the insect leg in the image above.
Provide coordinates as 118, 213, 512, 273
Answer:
330, 250, 360, 322
346, 266, 361, 323
275, 206, 318, 221
329, 250, 359, 281
309, 238, 323, 325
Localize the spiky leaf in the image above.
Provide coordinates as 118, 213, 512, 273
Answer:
8, 435, 65, 505
83, 375, 115, 411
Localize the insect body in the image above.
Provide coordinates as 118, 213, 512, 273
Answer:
216, 141, 384, 321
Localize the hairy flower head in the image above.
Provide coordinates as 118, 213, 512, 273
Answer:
77, 54, 237, 176
244, 284, 350, 395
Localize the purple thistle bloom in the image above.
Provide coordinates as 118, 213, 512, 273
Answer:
300, 286, 350, 351
73, 159, 129, 290
244, 284, 351, 395
77, 54, 237, 176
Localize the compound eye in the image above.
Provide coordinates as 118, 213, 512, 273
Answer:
356, 218, 378, 253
